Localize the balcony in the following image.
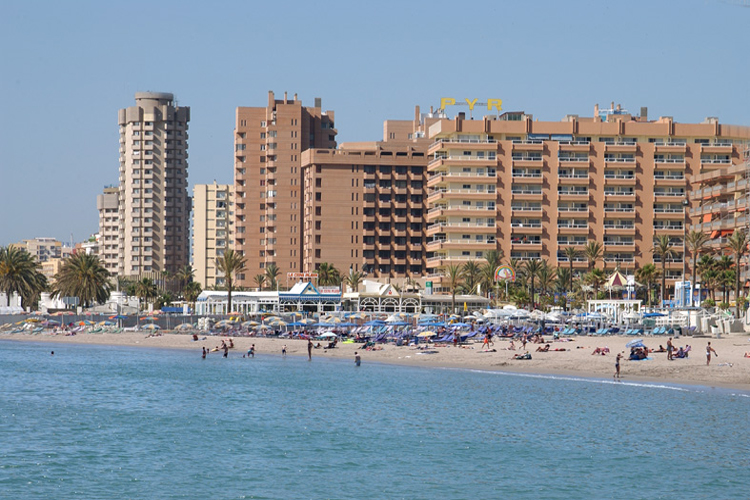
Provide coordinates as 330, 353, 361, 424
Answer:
426, 222, 497, 235
427, 170, 495, 187
557, 190, 589, 202
653, 142, 687, 153
427, 138, 497, 154
427, 188, 497, 202
603, 224, 636, 235
604, 142, 637, 153
426, 239, 496, 251
426, 205, 496, 219
511, 140, 544, 152
510, 189, 544, 201
428, 155, 497, 168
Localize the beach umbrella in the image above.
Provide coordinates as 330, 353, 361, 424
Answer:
175, 323, 194, 331
319, 332, 337, 338
626, 339, 645, 348
417, 331, 436, 337
143, 323, 161, 330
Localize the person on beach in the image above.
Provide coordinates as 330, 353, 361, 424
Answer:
202, 347, 206, 359
282, 345, 287, 357
521, 335, 528, 351
308, 339, 313, 360
223, 344, 229, 358
667, 337, 674, 361
249, 344, 255, 358
615, 353, 622, 379
354, 351, 361, 367
706, 342, 717, 366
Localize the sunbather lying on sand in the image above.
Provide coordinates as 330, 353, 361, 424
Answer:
592, 347, 610, 355
536, 344, 550, 352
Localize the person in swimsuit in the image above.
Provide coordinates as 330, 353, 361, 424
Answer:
354, 351, 361, 367
615, 353, 622, 379
308, 339, 313, 361
282, 345, 287, 357
706, 342, 717, 366
667, 337, 674, 361
202, 347, 206, 359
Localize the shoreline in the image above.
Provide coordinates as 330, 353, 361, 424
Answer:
2, 331, 749, 392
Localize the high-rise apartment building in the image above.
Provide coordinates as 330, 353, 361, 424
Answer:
234, 91, 336, 288
193, 182, 235, 288
300, 110, 433, 278
97, 185, 119, 274
424, 104, 750, 292
118, 92, 191, 279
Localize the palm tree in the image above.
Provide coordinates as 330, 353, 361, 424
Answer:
175, 265, 195, 295
584, 268, 607, 299
344, 271, 363, 293
445, 264, 463, 314
264, 263, 280, 291
584, 241, 603, 271
216, 249, 247, 314
523, 259, 544, 309
652, 234, 677, 305
461, 260, 482, 295
636, 264, 659, 306
134, 278, 158, 310
317, 262, 340, 286
51, 252, 111, 308
184, 281, 202, 305
253, 274, 266, 291
0, 246, 48, 310
726, 230, 747, 316
536, 261, 557, 306
556, 267, 571, 297
697, 255, 717, 303
563, 246, 581, 292
685, 230, 709, 306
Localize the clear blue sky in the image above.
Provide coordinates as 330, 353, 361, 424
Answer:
1, 0, 748, 246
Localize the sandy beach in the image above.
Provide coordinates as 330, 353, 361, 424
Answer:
3, 330, 749, 391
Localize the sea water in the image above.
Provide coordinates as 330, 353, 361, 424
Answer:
0, 341, 747, 500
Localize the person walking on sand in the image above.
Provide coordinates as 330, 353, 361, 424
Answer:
614, 352, 622, 379
354, 351, 361, 367
706, 342, 717, 366
308, 339, 313, 361
667, 337, 674, 361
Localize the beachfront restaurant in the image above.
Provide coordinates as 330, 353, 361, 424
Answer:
586, 299, 642, 324
195, 290, 280, 315
195, 282, 343, 315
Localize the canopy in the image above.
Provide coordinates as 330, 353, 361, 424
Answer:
606, 270, 628, 288
626, 339, 645, 348
318, 332, 337, 338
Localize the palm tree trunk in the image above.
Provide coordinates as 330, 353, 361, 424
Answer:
736, 255, 742, 317
227, 277, 233, 315
661, 260, 666, 306
691, 254, 698, 307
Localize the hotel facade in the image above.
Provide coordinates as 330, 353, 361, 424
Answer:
118, 92, 191, 279
235, 94, 750, 295
193, 182, 235, 288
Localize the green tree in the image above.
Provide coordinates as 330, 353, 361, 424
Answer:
685, 230, 709, 304
184, 281, 202, 305
50, 252, 111, 308
254, 274, 266, 291
344, 271, 363, 293
445, 264, 463, 314
461, 260, 482, 295
523, 259, 544, 309
135, 278, 158, 309
726, 230, 747, 316
216, 249, 248, 314
652, 235, 677, 305
156, 291, 174, 310
697, 254, 717, 302
175, 265, 195, 294
584, 241, 603, 271
0, 246, 48, 310
317, 262, 340, 286
535, 261, 557, 301
563, 246, 581, 292
636, 263, 659, 306
264, 263, 280, 291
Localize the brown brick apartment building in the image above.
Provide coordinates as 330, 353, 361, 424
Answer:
234, 94, 750, 293
233, 92, 337, 287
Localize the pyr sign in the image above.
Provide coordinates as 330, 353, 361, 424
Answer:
439, 98, 503, 112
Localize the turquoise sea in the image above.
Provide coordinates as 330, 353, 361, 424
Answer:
0, 341, 748, 500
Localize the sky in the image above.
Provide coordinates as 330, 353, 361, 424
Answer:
1, 0, 749, 246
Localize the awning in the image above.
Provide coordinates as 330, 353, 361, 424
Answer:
703, 214, 712, 223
